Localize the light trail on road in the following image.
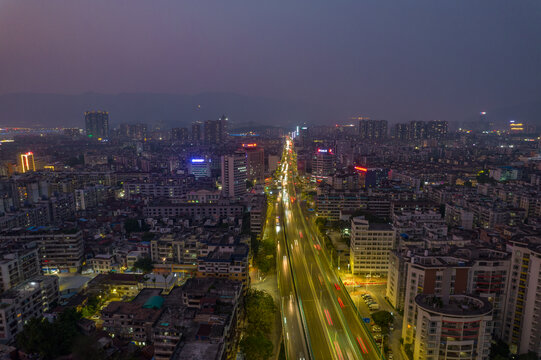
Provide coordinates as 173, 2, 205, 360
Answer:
274, 137, 385, 360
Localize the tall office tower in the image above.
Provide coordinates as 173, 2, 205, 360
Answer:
18, 152, 36, 173
204, 119, 224, 144
479, 111, 491, 132
187, 158, 211, 179
412, 294, 493, 360
191, 122, 203, 143
298, 126, 310, 147
426, 120, 448, 139
243, 143, 265, 184
219, 114, 228, 137
409, 121, 427, 140
171, 127, 189, 143
509, 120, 524, 134
503, 237, 541, 357
221, 152, 247, 200
392, 123, 410, 140
350, 217, 395, 275
313, 148, 336, 177
358, 119, 388, 140
84, 110, 109, 139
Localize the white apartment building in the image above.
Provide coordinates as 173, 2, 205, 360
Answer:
413, 294, 493, 360
0, 276, 59, 344
502, 237, 541, 357
0, 247, 40, 292
350, 217, 395, 275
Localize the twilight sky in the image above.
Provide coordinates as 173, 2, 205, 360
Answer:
1, 0, 540, 123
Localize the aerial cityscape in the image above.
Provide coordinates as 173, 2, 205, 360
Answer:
0, 1, 540, 360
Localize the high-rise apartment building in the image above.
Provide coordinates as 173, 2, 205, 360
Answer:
392, 123, 410, 140
478, 112, 491, 132
219, 114, 229, 136
350, 217, 395, 275
409, 121, 427, 141
191, 122, 203, 143
243, 143, 265, 184
84, 110, 109, 139
17, 152, 36, 173
426, 120, 448, 139
358, 119, 388, 140
221, 152, 247, 200
412, 294, 493, 360
502, 237, 541, 357
402, 256, 472, 344
171, 127, 189, 143
204, 119, 224, 144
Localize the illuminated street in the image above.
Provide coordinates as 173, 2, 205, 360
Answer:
275, 138, 384, 360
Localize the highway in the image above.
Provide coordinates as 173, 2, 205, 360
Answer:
275, 138, 384, 360
273, 197, 311, 360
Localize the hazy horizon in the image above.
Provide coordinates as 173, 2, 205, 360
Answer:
1, 0, 540, 126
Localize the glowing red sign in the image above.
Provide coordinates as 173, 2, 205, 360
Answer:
354, 166, 368, 172
242, 143, 257, 148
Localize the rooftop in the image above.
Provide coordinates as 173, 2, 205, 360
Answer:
415, 294, 492, 317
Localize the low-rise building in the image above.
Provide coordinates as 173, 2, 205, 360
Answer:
0, 228, 84, 273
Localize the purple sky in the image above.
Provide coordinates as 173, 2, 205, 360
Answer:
1, 0, 540, 122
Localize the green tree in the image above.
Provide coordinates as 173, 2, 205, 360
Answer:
71, 335, 105, 360
17, 308, 82, 359
489, 339, 510, 360
133, 256, 154, 273
245, 289, 276, 334
81, 295, 103, 317
371, 310, 394, 332
254, 238, 276, 275
124, 218, 141, 233
142, 231, 155, 242
240, 335, 273, 360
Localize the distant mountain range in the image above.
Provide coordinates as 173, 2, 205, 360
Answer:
0, 92, 539, 130
0, 92, 340, 130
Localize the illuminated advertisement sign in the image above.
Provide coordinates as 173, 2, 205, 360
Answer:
354, 166, 368, 172
191, 158, 205, 163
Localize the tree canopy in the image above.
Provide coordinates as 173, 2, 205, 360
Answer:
133, 256, 154, 273
17, 309, 82, 360
371, 310, 394, 331
240, 335, 273, 360
245, 289, 276, 335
